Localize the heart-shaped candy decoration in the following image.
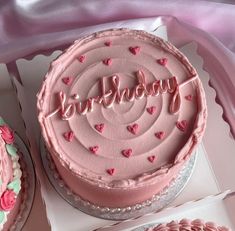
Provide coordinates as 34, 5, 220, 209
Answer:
176, 120, 187, 132
104, 41, 112, 46
146, 106, 156, 115
78, 55, 85, 63
62, 77, 73, 85
94, 123, 104, 133
148, 155, 156, 163
129, 46, 140, 55
155, 131, 165, 140
63, 131, 74, 142
127, 123, 139, 135
157, 58, 168, 66
106, 168, 115, 176
103, 58, 112, 66
89, 146, 99, 154
185, 95, 193, 101
121, 148, 132, 158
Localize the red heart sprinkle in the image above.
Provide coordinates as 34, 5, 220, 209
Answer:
94, 123, 104, 133
146, 106, 156, 115
63, 131, 74, 142
62, 77, 73, 85
103, 58, 112, 66
89, 146, 99, 154
157, 58, 168, 66
104, 41, 112, 46
121, 149, 133, 158
129, 46, 140, 55
176, 120, 187, 132
185, 95, 193, 101
127, 123, 139, 135
78, 55, 85, 63
155, 131, 165, 140
106, 168, 115, 176
148, 155, 155, 163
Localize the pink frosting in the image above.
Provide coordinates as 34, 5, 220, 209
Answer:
37, 29, 207, 207
146, 219, 231, 231
0, 133, 13, 198
0, 125, 14, 144
0, 190, 16, 211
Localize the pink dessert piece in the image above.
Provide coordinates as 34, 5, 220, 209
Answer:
37, 29, 207, 209
145, 219, 231, 231
0, 117, 22, 230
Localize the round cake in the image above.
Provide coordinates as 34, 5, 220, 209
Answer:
37, 29, 207, 208
144, 219, 231, 231
0, 117, 22, 230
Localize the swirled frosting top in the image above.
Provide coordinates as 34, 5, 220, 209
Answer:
37, 29, 207, 188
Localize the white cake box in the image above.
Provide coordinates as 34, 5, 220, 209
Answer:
1, 18, 235, 230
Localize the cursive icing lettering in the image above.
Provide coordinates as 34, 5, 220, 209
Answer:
46, 70, 198, 120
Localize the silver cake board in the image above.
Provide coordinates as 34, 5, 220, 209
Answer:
40, 137, 197, 221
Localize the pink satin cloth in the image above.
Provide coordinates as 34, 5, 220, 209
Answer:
0, 0, 234, 136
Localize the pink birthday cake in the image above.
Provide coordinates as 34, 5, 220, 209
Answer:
37, 29, 207, 208
144, 219, 231, 231
0, 117, 22, 230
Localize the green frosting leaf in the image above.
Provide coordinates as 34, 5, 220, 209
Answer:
0, 117, 5, 125
0, 179, 2, 186
7, 179, 21, 194
6, 144, 17, 157
0, 211, 5, 224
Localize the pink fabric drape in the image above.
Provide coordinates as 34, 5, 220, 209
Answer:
0, 0, 234, 135
0, 1, 235, 62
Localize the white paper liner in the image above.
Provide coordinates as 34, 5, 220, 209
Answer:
8, 133, 35, 231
